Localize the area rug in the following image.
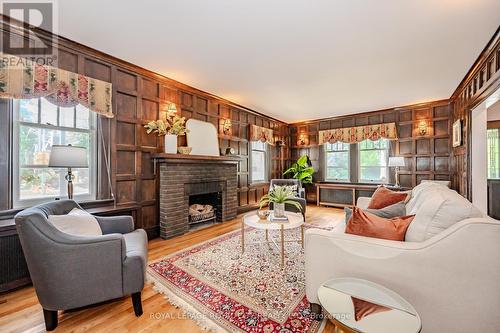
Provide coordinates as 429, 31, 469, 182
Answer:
147, 225, 327, 333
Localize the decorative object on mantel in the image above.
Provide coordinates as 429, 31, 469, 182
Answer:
388, 156, 406, 188
259, 185, 302, 218
318, 122, 398, 144
220, 146, 236, 156
283, 155, 314, 185
144, 102, 187, 154
249, 124, 274, 145
452, 119, 463, 147
48, 145, 88, 200
0, 53, 113, 117
186, 119, 220, 156
177, 146, 192, 155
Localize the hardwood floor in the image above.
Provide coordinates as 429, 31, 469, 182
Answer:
0, 205, 344, 333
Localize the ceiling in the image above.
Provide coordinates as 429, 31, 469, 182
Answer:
53, 0, 500, 123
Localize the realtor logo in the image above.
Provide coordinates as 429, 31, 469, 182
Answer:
0, 0, 58, 65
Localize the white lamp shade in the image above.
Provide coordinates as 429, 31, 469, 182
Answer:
48, 145, 88, 168
388, 156, 405, 167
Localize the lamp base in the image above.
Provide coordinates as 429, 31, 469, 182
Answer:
65, 168, 74, 200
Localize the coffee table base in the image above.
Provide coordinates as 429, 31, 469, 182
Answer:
241, 222, 304, 269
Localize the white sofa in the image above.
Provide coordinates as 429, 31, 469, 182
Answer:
305, 182, 500, 332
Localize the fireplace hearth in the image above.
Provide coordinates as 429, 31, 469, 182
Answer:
154, 154, 239, 239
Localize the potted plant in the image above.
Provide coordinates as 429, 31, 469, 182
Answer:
283, 155, 314, 186
144, 109, 188, 154
259, 185, 302, 218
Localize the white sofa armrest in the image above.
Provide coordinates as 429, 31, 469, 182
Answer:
356, 196, 371, 209
305, 218, 500, 332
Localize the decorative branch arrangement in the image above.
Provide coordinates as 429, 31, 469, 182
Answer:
144, 109, 188, 136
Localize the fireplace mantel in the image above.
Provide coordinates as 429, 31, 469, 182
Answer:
152, 153, 240, 163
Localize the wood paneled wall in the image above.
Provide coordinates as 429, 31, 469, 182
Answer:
0, 18, 290, 237
450, 27, 500, 199
289, 100, 454, 200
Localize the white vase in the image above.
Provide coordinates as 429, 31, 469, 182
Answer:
274, 202, 285, 217
164, 134, 178, 154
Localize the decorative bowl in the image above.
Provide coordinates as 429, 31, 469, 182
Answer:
177, 146, 192, 155
257, 209, 270, 220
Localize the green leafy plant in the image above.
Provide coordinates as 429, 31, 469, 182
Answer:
283, 155, 314, 184
144, 110, 188, 136
259, 185, 302, 211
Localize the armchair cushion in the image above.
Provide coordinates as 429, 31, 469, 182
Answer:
48, 208, 102, 236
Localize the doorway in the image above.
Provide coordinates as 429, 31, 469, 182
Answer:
471, 87, 500, 217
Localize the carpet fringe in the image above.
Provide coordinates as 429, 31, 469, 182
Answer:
147, 272, 230, 333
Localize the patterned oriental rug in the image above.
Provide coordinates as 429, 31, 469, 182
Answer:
147, 226, 327, 333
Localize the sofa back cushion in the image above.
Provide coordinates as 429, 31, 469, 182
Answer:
405, 187, 483, 242
48, 208, 102, 237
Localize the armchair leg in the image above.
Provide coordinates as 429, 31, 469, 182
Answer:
310, 303, 323, 320
43, 309, 58, 331
131, 292, 143, 317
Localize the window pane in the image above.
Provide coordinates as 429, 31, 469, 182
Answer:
76, 104, 90, 129
60, 106, 75, 128
327, 151, 349, 168
252, 150, 266, 182
327, 167, 349, 180
40, 98, 58, 126
360, 149, 388, 167
488, 129, 499, 179
19, 99, 38, 123
360, 167, 388, 183
19, 168, 62, 199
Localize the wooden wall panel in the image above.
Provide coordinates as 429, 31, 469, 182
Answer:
289, 100, 453, 193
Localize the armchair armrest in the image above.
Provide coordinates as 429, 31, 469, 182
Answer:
298, 188, 306, 199
94, 215, 134, 234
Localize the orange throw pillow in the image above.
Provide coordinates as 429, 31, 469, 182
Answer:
346, 207, 414, 241
367, 186, 409, 209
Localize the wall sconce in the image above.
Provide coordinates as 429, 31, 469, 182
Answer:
222, 119, 232, 136
298, 134, 307, 146
165, 102, 177, 114
418, 120, 428, 136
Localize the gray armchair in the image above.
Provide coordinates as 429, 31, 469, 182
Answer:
269, 179, 307, 220
14, 200, 148, 331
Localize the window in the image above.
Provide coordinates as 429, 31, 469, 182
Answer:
13, 98, 97, 207
325, 142, 350, 181
250, 141, 268, 183
488, 128, 499, 179
358, 138, 389, 183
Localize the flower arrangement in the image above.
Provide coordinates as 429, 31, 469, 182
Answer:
144, 109, 188, 136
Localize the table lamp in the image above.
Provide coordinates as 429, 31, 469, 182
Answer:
48, 145, 88, 199
388, 156, 405, 188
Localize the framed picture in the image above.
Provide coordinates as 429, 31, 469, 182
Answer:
452, 119, 462, 147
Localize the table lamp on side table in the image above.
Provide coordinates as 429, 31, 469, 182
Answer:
388, 156, 405, 188
48, 145, 88, 200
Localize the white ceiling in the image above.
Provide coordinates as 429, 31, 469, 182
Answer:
54, 0, 500, 123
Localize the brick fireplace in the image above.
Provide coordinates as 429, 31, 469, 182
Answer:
154, 154, 239, 239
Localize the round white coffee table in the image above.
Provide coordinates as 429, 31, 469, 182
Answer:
318, 278, 421, 333
241, 211, 304, 268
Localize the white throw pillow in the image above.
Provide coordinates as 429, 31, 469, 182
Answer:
48, 208, 102, 237
405, 190, 483, 242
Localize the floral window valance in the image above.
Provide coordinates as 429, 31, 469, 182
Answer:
319, 122, 398, 144
0, 53, 113, 118
249, 124, 274, 145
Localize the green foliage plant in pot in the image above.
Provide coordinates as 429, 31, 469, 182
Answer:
259, 185, 302, 218
283, 155, 314, 185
